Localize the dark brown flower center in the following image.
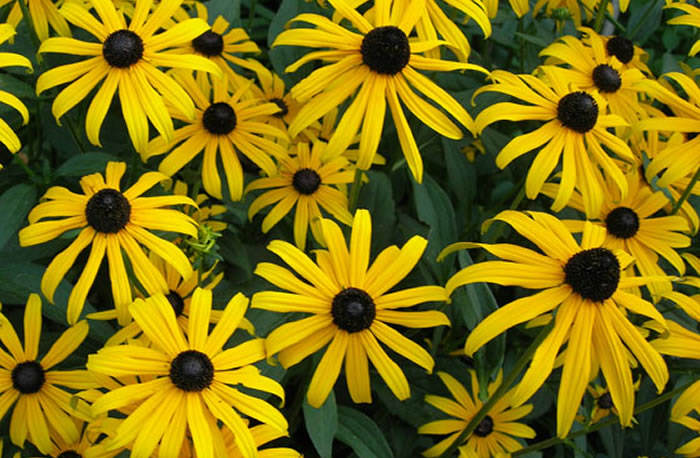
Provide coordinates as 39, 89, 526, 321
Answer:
332, 288, 375, 333
12, 361, 45, 394
57, 451, 82, 458
169, 350, 214, 392
0, 142, 12, 167
592, 64, 621, 93
473, 415, 494, 437
86, 188, 131, 233
564, 248, 620, 302
292, 168, 321, 195
166, 290, 185, 317
606, 36, 634, 64
192, 30, 224, 57
605, 206, 639, 239
361, 26, 410, 75
103, 30, 143, 68
597, 392, 614, 409
557, 91, 598, 133
203, 102, 237, 135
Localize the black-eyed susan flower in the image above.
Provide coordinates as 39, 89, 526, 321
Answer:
666, 2, 700, 56
0, 294, 95, 455
0, 0, 70, 41
583, 33, 651, 74
88, 288, 287, 458
274, 0, 487, 182
48, 417, 120, 458
222, 424, 301, 458
252, 209, 450, 407
635, 72, 700, 189
585, 379, 641, 425
18, 161, 197, 325
541, 170, 691, 299
35, 0, 222, 153
540, 28, 648, 128
419, 371, 535, 457
246, 141, 355, 250
0, 23, 31, 167
143, 71, 287, 201
247, 59, 304, 138
442, 210, 669, 437
474, 67, 635, 217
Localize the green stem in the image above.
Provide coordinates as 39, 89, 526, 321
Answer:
671, 166, 700, 215
594, 0, 610, 32
438, 322, 554, 458
348, 168, 363, 213
581, 2, 626, 31
513, 381, 696, 455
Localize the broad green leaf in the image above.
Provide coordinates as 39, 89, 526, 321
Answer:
0, 183, 36, 250
336, 406, 394, 458
357, 171, 396, 254
303, 390, 337, 458
55, 152, 118, 177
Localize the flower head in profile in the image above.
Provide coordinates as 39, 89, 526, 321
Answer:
541, 170, 691, 299
274, 0, 487, 182
252, 209, 450, 407
246, 141, 355, 250
442, 210, 669, 437
0, 23, 31, 167
88, 289, 287, 458
18, 161, 197, 325
144, 71, 287, 201
474, 68, 636, 218
419, 371, 535, 457
0, 294, 94, 455
36, 0, 222, 152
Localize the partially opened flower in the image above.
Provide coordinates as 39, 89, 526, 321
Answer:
252, 209, 450, 407
143, 71, 287, 201
474, 68, 635, 217
18, 162, 197, 324
541, 170, 691, 299
88, 289, 287, 458
442, 210, 669, 437
0, 294, 94, 455
419, 371, 535, 457
0, 23, 32, 167
246, 141, 355, 250
36, 0, 222, 152
274, 0, 487, 182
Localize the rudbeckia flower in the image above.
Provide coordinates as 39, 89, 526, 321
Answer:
582, 33, 651, 74
246, 141, 355, 250
36, 0, 222, 153
143, 71, 287, 201
0, 0, 70, 41
251, 209, 450, 407
474, 67, 635, 217
88, 289, 287, 458
635, 72, 700, 189
540, 28, 648, 128
541, 170, 691, 299
585, 379, 641, 425
419, 371, 535, 457
666, 2, 700, 56
0, 294, 94, 455
273, 0, 487, 182
0, 23, 31, 167
18, 162, 197, 325
442, 210, 669, 437
222, 424, 301, 458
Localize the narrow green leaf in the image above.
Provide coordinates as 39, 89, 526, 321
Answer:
0, 183, 36, 251
303, 390, 337, 458
336, 406, 394, 458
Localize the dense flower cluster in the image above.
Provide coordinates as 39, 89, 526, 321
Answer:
0, 0, 696, 456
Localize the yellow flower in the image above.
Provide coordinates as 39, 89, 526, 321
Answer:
246, 141, 355, 250
18, 162, 197, 325
0, 294, 94, 455
0, 23, 31, 167
252, 209, 450, 407
666, 1, 700, 56
143, 71, 287, 201
474, 68, 635, 217
88, 289, 287, 458
443, 210, 669, 437
0, 0, 70, 41
273, 0, 487, 182
36, 0, 222, 152
419, 371, 535, 457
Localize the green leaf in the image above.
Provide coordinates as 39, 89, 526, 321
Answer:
303, 390, 337, 458
55, 152, 119, 178
336, 406, 394, 458
206, 0, 242, 26
0, 183, 36, 251
357, 171, 396, 254
267, 0, 317, 86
